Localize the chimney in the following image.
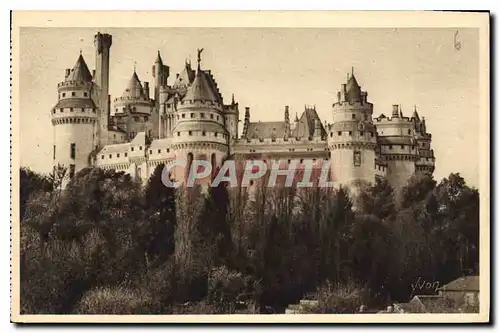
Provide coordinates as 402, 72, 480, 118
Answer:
340, 84, 347, 102
392, 104, 399, 117
242, 107, 251, 138
143, 82, 150, 100
284, 106, 290, 140
65, 68, 71, 78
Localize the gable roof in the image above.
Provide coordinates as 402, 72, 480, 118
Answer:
291, 108, 326, 138
439, 276, 479, 292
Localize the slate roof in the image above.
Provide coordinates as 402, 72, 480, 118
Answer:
54, 98, 96, 109
247, 121, 287, 139
122, 71, 145, 99
65, 54, 93, 82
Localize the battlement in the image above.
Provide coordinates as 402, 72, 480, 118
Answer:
113, 96, 153, 105
374, 115, 414, 123
57, 80, 93, 89
333, 100, 373, 110
234, 136, 327, 145
178, 98, 222, 110
94, 32, 112, 53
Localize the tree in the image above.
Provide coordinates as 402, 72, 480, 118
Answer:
142, 164, 177, 266
19, 167, 52, 221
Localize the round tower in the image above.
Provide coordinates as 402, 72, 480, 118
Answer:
328, 72, 377, 187
51, 53, 98, 179
224, 93, 239, 141
171, 52, 229, 184
112, 70, 154, 140
374, 104, 419, 190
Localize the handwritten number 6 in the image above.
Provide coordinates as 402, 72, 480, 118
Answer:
454, 31, 461, 51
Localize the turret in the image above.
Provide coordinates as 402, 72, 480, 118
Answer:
112, 70, 154, 139
52, 52, 98, 182
171, 49, 229, 184
328, 70, 377, 186
153, 51, 170, 104
93, 32, 112, 148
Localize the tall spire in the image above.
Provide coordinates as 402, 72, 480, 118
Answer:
155, 50, 163, 65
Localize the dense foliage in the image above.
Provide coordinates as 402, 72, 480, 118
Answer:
19, 166, 480, 314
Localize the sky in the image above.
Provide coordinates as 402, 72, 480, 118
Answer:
19, 27, 480, 187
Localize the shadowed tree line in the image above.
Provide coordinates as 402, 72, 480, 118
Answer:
19, 165, 479, 314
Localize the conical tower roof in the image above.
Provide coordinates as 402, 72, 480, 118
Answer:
155, 50, 163, 65
183, 70, 218, 103
65, 53, 93, 82
346, 74, 361, 102
122, 71, 145, 99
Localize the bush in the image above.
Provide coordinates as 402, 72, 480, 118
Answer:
74, 285, 156, 314
305, 280, 364, 314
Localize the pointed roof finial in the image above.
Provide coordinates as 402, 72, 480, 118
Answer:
352, 66, 354, 76
133, 61, 137, 72
197, 48, 204, 71
231, 93, 235, 105
79, 49, 82, 55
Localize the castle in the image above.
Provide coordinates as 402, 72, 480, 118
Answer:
51, 32, 435, 190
